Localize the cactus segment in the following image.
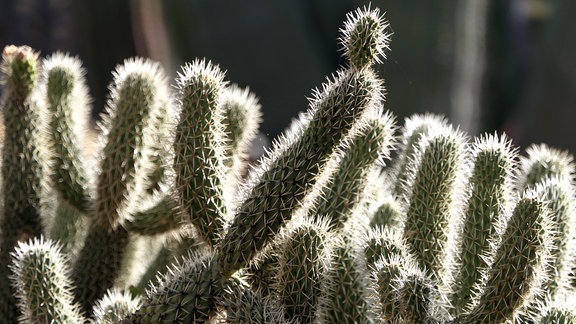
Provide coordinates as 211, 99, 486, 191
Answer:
452, 134, 516, 314
172, 59, 229, 246
340, 6, 391, 70
10, 237, 85, 323
92, 288, 141, 324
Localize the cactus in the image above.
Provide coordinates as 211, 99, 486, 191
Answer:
402, 124, 467, 283
451, 134, 516, 314
1, 5, 576, 323
10, 237, 85, 323
517, 143, 575, 191
316, 230, 376, 323
274, 216, 331, 323
172, 59, 229, 246
0, 45, 46, 322
92, 289, 141, 324
311, 109, 395, 230
220, 84, 262, 188
72, 57, 170, 315
41, 52, 92, 214
461, 193, 554, 323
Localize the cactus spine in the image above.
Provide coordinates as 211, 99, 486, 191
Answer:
0, 45, 45, 322
10, 237, 85, 323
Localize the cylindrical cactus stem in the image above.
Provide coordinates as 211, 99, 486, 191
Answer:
124, 194, 181, 235
394, 264, 440, 323
0, 45, 45, 322
340, 5, 391, 70
462, 193, 554, 324
391, 113, 449, 198
402, 125, 467, 282
92, 288, 141, 324
95, 57, 169, 231
72, 58, 169, 315
220, 84, 262, 186
127, 251, 223, 323
41, 52, 92, 213
243, 244, 281, 298
311, 109, 396, 230
217, 66, 384, 277
363, 226, 410, 269
452, 133, 517, 314
371, 254, 405, 322
516, 143, 575, 191
274, 216, 332, 323
9, 237, 86, 323
316, 230, 377, 323
172, 59, 229, 246
369, 195, 404, 229
517, 177, 576, 317
219, 274, 288, 324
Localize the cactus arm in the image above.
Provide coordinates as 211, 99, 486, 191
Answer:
172, 59, 229, 246
0, 45, 45, 322
10, 237, 86, 323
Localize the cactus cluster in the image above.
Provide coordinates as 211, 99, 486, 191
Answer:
1, 5, 576, 323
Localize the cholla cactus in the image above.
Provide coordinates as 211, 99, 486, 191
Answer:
10, 237, 85, 323
402, 125, 467, 283
451, 134, 517, 314
0, 45, 46, 322
2, 5, 576, 324
461, 193, 554, 323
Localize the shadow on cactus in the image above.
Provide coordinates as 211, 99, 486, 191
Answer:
0, 5, 575, 324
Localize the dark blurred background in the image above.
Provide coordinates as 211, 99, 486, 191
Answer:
1, 0, 575, 154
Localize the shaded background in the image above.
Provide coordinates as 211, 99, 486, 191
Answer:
1, 0, 575, 154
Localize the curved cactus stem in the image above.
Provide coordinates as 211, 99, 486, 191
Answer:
311, 109, 396, 230
41, 52, 92, 213
462, 193, 554, 323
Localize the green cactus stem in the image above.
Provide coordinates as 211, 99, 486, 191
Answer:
172, 59, 229, 246
311, 110, 396, 230
92, 289, 141, 324
340, 6, 391, 70
462, 193, 554, 323
316, 229, 376, 323
452, 134, 516, 314
517, 143, 575, 191
10, 237, 86, 323
402, 125, 467, 282
274, 216, 331, 323
220, 84, 262, 188
41, 52, 92, 213
72, 57, 169, 315
127, 251, 222, 323
217, 66, 384, 278
0, 44, 45, 323
391, 113, 449, 199
218, 274, 287, 324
